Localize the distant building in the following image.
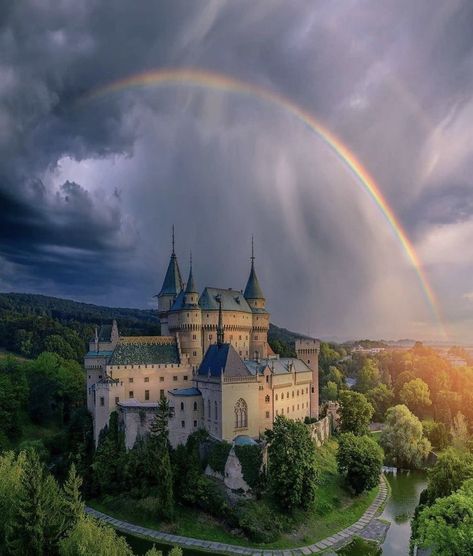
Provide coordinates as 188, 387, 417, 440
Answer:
85, 233, 320, 448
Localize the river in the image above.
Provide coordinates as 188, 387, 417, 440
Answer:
380, 470, 427, 556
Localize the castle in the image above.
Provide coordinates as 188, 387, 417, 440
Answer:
85, 234, 320, 448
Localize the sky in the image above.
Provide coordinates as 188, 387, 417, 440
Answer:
1, 0, 473, 342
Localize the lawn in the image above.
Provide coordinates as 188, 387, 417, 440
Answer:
89, 439, 379, 550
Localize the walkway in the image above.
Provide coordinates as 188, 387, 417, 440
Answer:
85, 476, 389, 555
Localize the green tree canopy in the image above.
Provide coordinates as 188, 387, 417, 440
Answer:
337, 433, 384, 494
399, 378, 432, 418
366, 384, 394, 422
380, 405, 431, 469
356, 359, 381, 393
266, 416, 319, 511
338, 391, 374, 436
426, 448, 473, 502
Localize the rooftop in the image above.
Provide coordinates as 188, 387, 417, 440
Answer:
197, 343, 251, 378
109, 337, 180, 365
169, 387, 201, 397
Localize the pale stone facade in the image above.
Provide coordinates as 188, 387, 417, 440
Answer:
85, 240, 320, 448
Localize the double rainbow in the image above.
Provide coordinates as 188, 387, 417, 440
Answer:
83, 68, 444, 334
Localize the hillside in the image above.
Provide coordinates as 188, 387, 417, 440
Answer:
0, 293, 305, 360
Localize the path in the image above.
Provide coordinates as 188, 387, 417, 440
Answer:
85, 476, 389, 555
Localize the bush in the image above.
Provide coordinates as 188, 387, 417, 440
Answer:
337, 433, 384, 494
207, 441, 232, 475
235, 500, 285, 543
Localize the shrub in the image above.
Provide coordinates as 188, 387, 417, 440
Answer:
207, 441, 232, 475
337, 433, 384, 494
234, 444, 264, 492
235, 500, 285, 543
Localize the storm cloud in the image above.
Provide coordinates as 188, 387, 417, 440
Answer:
1, 0, 473, 341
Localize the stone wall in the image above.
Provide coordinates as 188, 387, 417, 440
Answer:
307, 414, 332, 446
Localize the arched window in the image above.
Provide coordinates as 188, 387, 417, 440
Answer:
207, 400, 211, 420
193, 401, 197, 411
214, 401, 218, 420
180, 402, 184, 411
234, 398, 248, 429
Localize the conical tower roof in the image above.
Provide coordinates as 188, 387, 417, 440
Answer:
185, 254, 198, 294
158, 227, 183, 297
243, 236, 265, 300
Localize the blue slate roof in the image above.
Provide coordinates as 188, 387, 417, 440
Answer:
185, 265, 197, 294
234, 435, 257, 446
244, 357, 311, 375
244, 263, 264, 300
158, 253, 183, 296
199, 288, 252, 313
197, 343, 251, 378
85, 350, 114, 358
169, 387, 201, 397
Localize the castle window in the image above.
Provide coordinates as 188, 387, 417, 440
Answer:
184, 375, 188, 381
308, 360, 310, 364
281, 393, 284, 400
160, 389, 165, 399
193, 351, 197, 356
192, 334, 197, 340
266, 411, 270, 419
129, 391, 134, 398
181, 420, 185, 428
160, 377, 164, 382
115, 397, 119, 405
181, 402, 184, 411
145, 390, 150, 400
144, 377, 149, 383
214, 401, 218, 420
276, 394, 278, 401
129, 378, 133, 383
239, 335, 242, 340
311, 386, 315, 393
292, 391, 294, 398
98, 375, 102, 379
207, 400, 211, 420
193, 401, 198, 411
265, 395, 270, 403
100, 397, 104, 407
234, 398, 248, 429
266, 375, 269, 383
193, 420, 197, 428
173, 376, 178, 381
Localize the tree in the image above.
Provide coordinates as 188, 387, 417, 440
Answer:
380, 405, 431, 469
338, 391, 374, 436
7, 450, 66, 555
0, 451, 27, 550
337, 433, 384, 494
146, 398, 174, 520
92, 412, 127, 494
451, 412, 470, 451
62, 464, 85, 533
321, 380, 338, 401
426, 448, 473, 502
399, 378, 432, 418
59, 516, 134, 556
415, 481, 473, 555
366, 384, 394, 422
356, 359, 381, 393
266, 416, 319, 511
422, 420, 451, 451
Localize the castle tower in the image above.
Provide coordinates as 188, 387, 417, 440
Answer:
244, 237, 269, 359
157, 226, 183, 335
295, 338, 320, 419
177, 254, 203, 367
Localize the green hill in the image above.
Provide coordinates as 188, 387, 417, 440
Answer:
0, 293, 305, 360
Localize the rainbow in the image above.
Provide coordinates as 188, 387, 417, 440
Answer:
83, 68, 445, 334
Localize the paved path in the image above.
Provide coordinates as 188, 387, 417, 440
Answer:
86, 476, 389, 555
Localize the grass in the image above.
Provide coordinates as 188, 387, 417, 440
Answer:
89, 439, 380, 550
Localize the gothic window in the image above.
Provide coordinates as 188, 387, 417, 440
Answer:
193, 401, 198, 411
207, 400, 211, 420
180, 402, 184, 411
214, 401, 218, 420
234, 398, 248, 428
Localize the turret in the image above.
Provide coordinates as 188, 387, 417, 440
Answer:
157, 226, 183, 335
295, 338, 320, 419
243, 236, 265, 311
184, 253, 199, 306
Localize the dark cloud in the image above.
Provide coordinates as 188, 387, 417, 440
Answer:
0, 0, 472, 339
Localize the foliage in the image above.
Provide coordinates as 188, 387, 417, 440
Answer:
451, 412, 470, 451
0, 357, 29, 442
0, 451, 27, 552
426, 448, 473, 502
266, 416, 319, 511
337, 536, 381, 556
321, 380, 339, 402
336, 433, 383, 494
399, 378, 432, 418
380, 405, 431, 469
207, 440, 232, 475
338, 391, 374, 436
366, 384, 394, 422
356, 359, 381, 393
235, 500, 285, 543
422, 420, 451, 451
415, 481, 473, 556
58, 515, 134, 556
235, 444, 264, 492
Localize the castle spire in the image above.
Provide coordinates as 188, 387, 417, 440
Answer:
185, 251, 198, 294
216, 294, 224, 346
158, 226, 183, 297
244, 236, 264, 300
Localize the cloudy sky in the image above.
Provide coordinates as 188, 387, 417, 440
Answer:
1, 0, 473, 342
